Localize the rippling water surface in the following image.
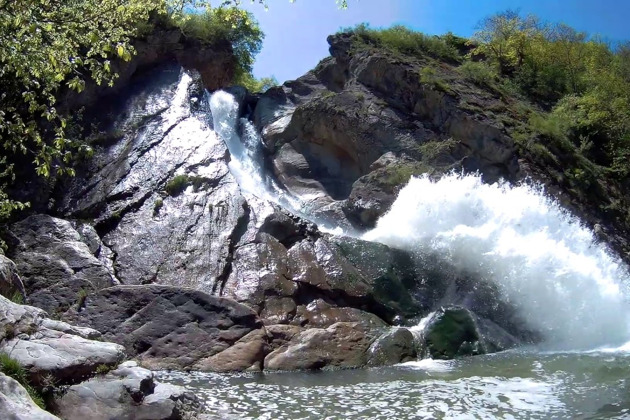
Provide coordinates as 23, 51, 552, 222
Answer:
159, 350, 630, 419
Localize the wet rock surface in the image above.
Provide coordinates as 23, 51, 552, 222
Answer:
1, 53, 535, 379
6, 214, 115, 316
423, 306, 520, 359
54, 361, 200, 420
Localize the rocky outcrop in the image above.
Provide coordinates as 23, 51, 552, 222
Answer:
252, 34, 520, 230
0, 295, 124, 386
5, 214, 116, 316
0, 373, 59, 420
63, 285, 267, 371
54, 361, 199, 420
59, 26, 235, 113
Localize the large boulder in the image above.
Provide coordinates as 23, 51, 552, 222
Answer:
0, 295, 124, 386
0, 373, 59, 420
54, 361, 199, 420
63, 285, 267, 371
367, 327, 418, 366
423, 306, 521, 360
264, 322, 379, 370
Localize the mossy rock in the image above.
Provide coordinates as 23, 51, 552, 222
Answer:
424, 306, 485, 359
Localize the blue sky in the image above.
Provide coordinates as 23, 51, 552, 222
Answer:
242, 0, 630, 83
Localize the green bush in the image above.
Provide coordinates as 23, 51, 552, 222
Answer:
165, 175, 190, 197
179, 7, 263, 78
349, 24, 461, 62
458, 60, 498, 87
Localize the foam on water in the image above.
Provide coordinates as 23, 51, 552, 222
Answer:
364, 173, 630, 350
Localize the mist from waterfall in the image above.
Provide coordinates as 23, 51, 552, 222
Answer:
364, 173, 630, 350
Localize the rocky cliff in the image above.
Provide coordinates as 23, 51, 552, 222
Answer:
1, 28, 622, 416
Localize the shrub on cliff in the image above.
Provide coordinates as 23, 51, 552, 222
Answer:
348, 24, 462, 62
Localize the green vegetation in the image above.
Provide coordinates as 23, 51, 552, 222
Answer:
419, 66, 453, 94
350, 24, 461, 62
345, 14, 630, 235
76, 288, 88, 309
154, 198, 164, 215
165, 175, 191, 197
0, 352, 44, 408
164, 174, 209, 197
9, 291, 24, 305
457, 61, 498, 87
95, 364, 114, 375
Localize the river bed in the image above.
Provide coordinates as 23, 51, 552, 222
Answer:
158, 348, 630, 419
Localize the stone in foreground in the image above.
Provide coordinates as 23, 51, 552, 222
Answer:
55, 361, 199, 420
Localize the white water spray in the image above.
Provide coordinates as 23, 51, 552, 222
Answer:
364, 173, 630, 349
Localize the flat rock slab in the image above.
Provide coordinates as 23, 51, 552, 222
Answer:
55, 361, 199, 420
0, 373, 59, 420
1, 294, 124, 386
64, 285, 266, 371
1, 330, 125, 386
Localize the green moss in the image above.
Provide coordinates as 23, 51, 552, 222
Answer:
165, 175, 190, 197
0, 353, 44, 408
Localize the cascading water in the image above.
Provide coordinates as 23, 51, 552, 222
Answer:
363, 173, 630, 350
208, 90, 344, 233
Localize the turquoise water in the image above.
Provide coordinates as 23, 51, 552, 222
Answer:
159, 348, 630, 419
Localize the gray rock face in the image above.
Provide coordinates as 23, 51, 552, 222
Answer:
64, 285, 266, 371
253, 34, 520, 230
0, 295, 124, 386
55, 361, 199, 420
0, 255, 25, 302
7, 214, 115, 315
0, 373, 59, 420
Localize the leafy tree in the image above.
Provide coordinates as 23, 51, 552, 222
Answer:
472, 10, 541, 74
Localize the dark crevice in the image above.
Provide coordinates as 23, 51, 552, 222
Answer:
213, 200, 251, 295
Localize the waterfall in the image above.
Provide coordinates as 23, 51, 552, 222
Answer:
364, 173, 630, 350
208, 90, 343, 234
209, 89, 630, 351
